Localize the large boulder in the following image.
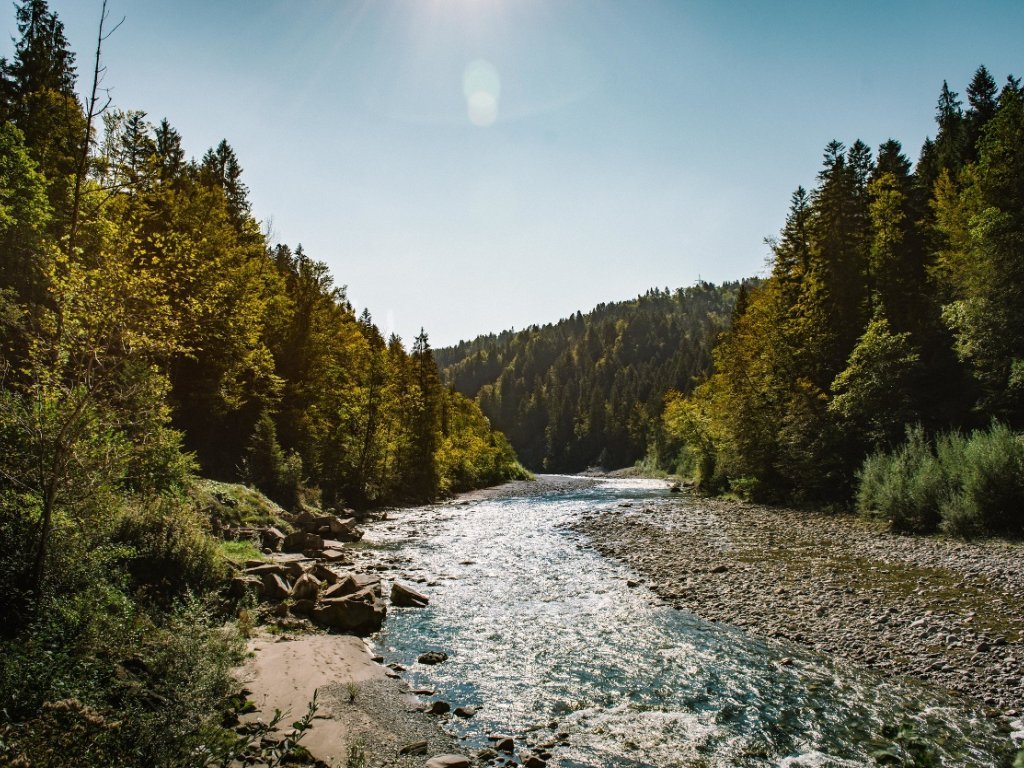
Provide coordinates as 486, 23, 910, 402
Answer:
292, 509, 319, 531
391, 581, 429, 607
244, 563, 286, 578
283, 531, 323, 554
260, 526, 286, 551
350, 572, 381, 596
312, 563, 340, 585
290, 572, 321, 601
311, 516, 364, 542
322, 574, 359, 600
311, 593, 385, 635
261, 573, 291, 601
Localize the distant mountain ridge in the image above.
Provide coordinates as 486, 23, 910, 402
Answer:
437, 281, 750, 472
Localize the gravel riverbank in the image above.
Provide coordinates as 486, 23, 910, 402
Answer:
571, 491, 1024, 717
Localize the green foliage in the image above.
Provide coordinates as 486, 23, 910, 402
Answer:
829, 314, 922, 451
219, 539, 265, 567
857, 426, 948, 533
112, 499, 227, 602
857, 423, 1024, 537
0, 596, 245, 768
658, 66, 1023, 509
939, 422, 1024, 536
438, 283, 744, 472
436, 389, 531, 496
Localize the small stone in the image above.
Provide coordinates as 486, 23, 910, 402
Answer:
454, 706, 477, 718
493, 736, 514, 753
710, 564, 729, 574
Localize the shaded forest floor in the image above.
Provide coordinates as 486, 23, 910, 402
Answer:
572, 492, 1024, 719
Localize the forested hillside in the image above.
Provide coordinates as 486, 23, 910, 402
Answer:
437, 282, 747, 471
0, 3, 523, 762
666, 66, 1024, 536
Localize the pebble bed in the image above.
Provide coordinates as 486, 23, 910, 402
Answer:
571, 493, 1024, 717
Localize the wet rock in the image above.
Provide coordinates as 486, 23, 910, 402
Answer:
427, 700, 451, 715
454, 706, 477, 718
493, 736, 514, 753
311, 593, 385, 634
392, 581, 430, 607
418, 651, 448, 665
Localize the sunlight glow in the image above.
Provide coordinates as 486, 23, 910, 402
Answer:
463, 59, 501, 126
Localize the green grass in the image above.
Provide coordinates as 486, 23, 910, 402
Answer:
220, 539, 266, 567
190, 478, 291, 530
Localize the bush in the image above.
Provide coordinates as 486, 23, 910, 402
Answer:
112, 498, 227, 602
0, 596, 244, 768
939, 423, 1024, 537
856, 426, 947, 533
856, 423, 1024, 538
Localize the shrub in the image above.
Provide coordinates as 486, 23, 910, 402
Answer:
856, 425, 947, 533
939, 423, 1024, 537
112, 498, 226, 602
857, 423, 1024, 538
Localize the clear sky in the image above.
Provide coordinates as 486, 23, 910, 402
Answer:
8, 1, 1024, 347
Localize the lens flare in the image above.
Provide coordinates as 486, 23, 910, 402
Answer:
463, 59, 501, 126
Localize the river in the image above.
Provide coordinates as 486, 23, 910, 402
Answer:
369, 477, 1015, 767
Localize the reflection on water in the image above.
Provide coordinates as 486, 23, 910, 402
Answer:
371, 478, 1014, 767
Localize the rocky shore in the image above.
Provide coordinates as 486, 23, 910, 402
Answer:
571, 491, 1024, 717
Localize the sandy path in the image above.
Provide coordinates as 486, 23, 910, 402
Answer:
239, 632, 386, 766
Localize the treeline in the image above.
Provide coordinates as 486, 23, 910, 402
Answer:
666, 66, 1024, 536
0, 2, 522, 763
437, 283, 746, 471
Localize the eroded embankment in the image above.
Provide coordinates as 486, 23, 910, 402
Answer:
572, 493, 1024, 716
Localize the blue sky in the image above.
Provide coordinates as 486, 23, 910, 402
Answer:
9, 1, 1024, 346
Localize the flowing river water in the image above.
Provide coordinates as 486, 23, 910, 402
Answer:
368, 477, 1016, 767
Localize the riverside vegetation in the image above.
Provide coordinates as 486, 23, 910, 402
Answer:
441, 65, 1024, 539
0, 2, 525, 764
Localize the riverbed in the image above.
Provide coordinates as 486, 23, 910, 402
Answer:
369, 476, 1018, 767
